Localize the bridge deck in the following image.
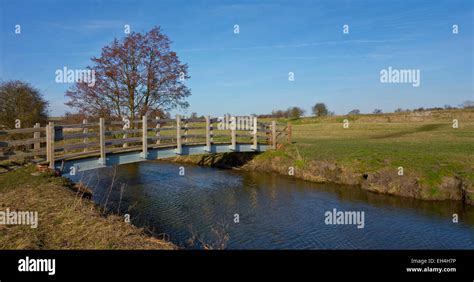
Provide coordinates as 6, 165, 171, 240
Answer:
58, 142, 269, 172
1, 115, 289, 172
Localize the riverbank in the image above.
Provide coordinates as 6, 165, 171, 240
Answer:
171, 150, 473, 205
169, 109, 474, 205
0, 163, 175, 249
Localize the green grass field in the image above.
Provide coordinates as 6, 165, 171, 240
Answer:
277, 109, 474, 186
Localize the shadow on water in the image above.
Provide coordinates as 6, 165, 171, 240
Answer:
263, 172, 474, 225
69, 161, 474, 249
196, 152, 259, 168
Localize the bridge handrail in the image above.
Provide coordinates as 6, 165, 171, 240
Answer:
0, 115, 292, 168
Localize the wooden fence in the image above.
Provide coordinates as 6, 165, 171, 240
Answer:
0, 115, 291, 169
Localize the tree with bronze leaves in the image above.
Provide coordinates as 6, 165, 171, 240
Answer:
65, 26, 191, 121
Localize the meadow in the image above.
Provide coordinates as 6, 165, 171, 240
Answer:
249, 109, 474, 202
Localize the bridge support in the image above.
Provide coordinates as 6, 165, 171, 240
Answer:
155, 117, 161, 145
141, 115, 148, 159
98, 118, 106, 165
229, 128, 236, 151
251, 117, 258, 150
46, 122, 55, 169
82, 119, 88, 152
175, 114, 182, 155
205, 116, 211, 152
33, 123, 40, 160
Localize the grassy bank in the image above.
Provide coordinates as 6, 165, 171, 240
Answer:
0, 164, 175, 249
172, 109, 474, 204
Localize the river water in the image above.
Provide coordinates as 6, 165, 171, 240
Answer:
70, 161, 474, 249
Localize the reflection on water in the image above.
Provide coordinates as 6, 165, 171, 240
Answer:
70, 161, 474, 249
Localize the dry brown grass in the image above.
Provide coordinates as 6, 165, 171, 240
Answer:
0, 165, 175, 250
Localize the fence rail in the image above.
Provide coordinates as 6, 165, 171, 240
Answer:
0, 115, 291, 169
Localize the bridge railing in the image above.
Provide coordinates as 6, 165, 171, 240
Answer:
1, 116, 291, 169
0, 124, 46, 162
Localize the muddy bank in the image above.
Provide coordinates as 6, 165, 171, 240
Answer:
169, 153, 474, 205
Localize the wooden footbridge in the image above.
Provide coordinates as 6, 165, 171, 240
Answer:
0, 115, 290, 173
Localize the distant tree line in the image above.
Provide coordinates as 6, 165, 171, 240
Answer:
189, 112, 205, 119
258, 100, 474, 120
257, 106, 306, 119
392, 105, 462, 113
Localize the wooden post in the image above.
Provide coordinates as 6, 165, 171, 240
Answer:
252, 117, 258, 150
47, 122, 55, 169
271, 120, 276, 150
50, 122, 55, 169
230, 127, 236, 151
83, 119, 88, 152
33, 122, 40, 152
176, 114, 182, 154
99, 118, 106, 165
46, 124, 50, 164
141, 115, 148, 159
46, 124, 51, 162
287, 122, 292, 144
183, 117, 188, 143
210, 117, 214, 144
122, 117, 129, 148
155, 117, 161, 145
205, 116, 211, 151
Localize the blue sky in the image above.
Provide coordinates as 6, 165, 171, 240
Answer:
0, 0, 473, 117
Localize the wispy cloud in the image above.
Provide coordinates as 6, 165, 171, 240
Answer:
178, 39, 402, 53
50, 20, 126, 32
8, 51, 98, 58
271, 53, 395, 61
